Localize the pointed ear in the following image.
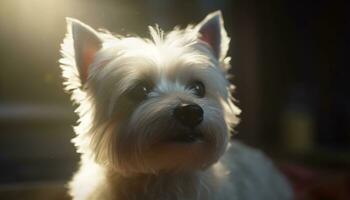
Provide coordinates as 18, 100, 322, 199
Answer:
196, 11, 230, 61
66, 18, 103, 84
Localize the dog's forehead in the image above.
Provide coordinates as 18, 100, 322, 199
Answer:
98, 34, 217, 80
91, 31, 228, 99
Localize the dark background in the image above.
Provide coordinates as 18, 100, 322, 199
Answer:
0, 0, 349, 199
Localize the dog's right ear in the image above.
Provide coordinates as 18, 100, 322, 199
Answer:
61, 18, 103, 85
196, 11, 230, 62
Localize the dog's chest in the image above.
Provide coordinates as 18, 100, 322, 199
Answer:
108, 173, 209, 200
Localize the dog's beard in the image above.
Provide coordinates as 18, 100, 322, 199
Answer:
88, 86, 230, 175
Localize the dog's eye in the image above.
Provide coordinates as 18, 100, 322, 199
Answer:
128, 81, 152, 100
187, 81, 205, 98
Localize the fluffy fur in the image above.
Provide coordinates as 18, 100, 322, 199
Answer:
60, 11, 293, 200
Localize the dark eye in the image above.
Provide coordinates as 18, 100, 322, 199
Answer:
187, 81, 205, 98
127, 81, 153, 101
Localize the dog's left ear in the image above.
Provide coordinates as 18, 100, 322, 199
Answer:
196, 11, 230, 61
62, 18, 103, 85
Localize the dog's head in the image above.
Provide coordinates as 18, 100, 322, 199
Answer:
60, 11, 240, 174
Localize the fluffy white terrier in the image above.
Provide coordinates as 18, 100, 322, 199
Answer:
60, 11, 293, 200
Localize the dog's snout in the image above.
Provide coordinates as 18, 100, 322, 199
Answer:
173, 103, 203, 128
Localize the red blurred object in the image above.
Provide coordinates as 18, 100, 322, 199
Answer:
279, 163, 350, 200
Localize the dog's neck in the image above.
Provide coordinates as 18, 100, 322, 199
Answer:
107, 170, 212, 200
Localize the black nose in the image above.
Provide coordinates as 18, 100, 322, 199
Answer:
173, 103, 203, 128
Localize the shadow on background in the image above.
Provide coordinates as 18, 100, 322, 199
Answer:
0, 0, 349, 199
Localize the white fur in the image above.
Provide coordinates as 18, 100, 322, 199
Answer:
60, 11, 293, 200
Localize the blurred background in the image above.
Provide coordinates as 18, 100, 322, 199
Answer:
0, 0, 349, 199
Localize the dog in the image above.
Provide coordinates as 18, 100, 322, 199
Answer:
60, 11, 293, 200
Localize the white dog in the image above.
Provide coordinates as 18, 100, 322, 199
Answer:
60, 11, 293, 200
